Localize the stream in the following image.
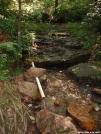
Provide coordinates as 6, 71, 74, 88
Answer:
23, 26, 101, 132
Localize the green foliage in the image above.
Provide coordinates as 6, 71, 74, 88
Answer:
22, 11, 50, 23
0, 42, 22, 62
80, 0, 101, 60
0, 54, 10, 80
63, 22, 96, 50
21, 22, 54, 37
83, 1, 101, 33
0, 16, 18, 40
0, 0, 13, 16
53, 0, 91, 23
0, 42, 23, 80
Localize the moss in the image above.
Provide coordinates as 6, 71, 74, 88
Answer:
68, 61, 101, 80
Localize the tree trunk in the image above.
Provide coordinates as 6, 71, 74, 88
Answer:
18, 0, 22, 42
55, 0, 58, 14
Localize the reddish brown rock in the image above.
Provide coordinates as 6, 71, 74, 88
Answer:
36, 109, 78, 134
54, 100, 62, 106
67, 101, 95, 131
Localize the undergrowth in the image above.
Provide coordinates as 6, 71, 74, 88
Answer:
0, 83, 29, 134
63, 22, 101, 60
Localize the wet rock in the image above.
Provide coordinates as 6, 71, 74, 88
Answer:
67, 101, 95, 131
65, 41, 81, 49
91, 111, 101, 131
45, 93, 68, 116
17, 82, 40, 99
31, 46, 90, 67
36, 109, 78, 134
52, 38, 67, 45
92, 94, 101, 104
23, 67, 46, 82
68, 61, 101, 80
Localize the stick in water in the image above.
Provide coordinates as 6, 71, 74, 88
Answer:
32, 62, 45, 99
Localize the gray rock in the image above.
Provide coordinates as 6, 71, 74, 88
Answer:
36, 109, 78, 134
68, 61, 101, 80
31, 46, 90, 67
92, 94, 101, 104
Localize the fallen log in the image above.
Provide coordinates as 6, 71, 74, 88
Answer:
92, 88, 101, 95
32, 62, 45, 99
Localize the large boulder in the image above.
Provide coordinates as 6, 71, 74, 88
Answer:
26, 67, 46, 77
68, 61, 101, 80
36, 109, 78, 134
67, 101, 95, 131
17, 81, 40, 100
23, 67, 46, 82
31, 46, 90, 67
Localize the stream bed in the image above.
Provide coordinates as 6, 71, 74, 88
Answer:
22, 26, 101, 133
41, 68, 101, 131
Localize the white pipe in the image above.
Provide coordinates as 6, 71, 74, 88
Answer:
32, 62, 45, 99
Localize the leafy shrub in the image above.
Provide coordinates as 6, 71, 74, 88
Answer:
0, 42, 23, 80
68, 4, 89, 22
63, 22, 96, 50
22, 11, 50, 23
80, 0, 101, 60
0, 17, 18, 40
82, 0, 101, 32
0, 42, 22, 62
55, 3, 90, 23
0, 54, 10, 80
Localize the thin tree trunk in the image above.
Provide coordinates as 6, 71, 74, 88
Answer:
18, 0, 22, 42
55, 0, 58, 14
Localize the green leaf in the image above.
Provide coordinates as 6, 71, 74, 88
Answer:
0, 42, 17, 51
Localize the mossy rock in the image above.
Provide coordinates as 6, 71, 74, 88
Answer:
68, 61, 101, 80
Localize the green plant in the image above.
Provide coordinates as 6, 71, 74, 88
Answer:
0, 54, 10, 80
63, 22, 96, 50
0, 42, 23, 80
0, 17, 18, 40
54, 0, 90, 23
0, 42, 22, 63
